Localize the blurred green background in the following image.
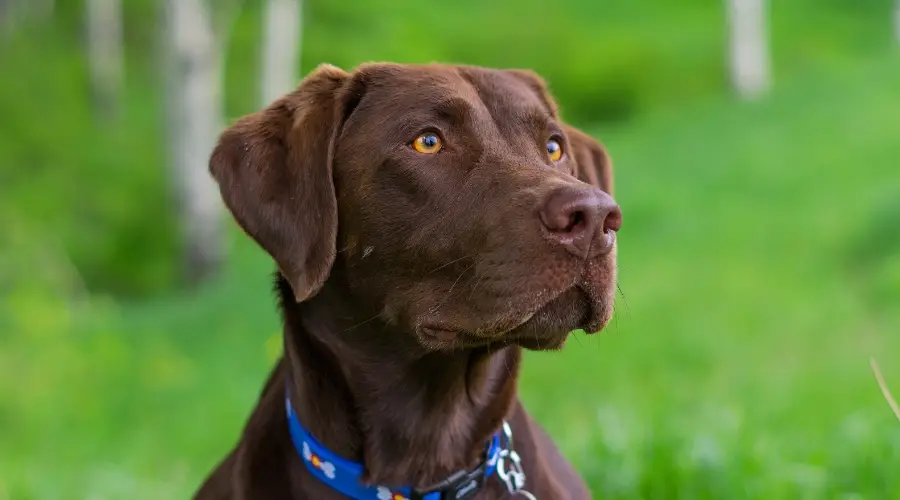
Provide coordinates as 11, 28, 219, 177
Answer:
2, 0, 900, 498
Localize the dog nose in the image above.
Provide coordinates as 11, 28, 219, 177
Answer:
538, 185, 622, 258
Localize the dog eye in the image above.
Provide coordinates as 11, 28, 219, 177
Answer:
547, 139, 563, 162
412, 133, 442, 154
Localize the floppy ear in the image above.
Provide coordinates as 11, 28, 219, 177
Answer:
563, 124, 614, 195
209, 64, 351, 302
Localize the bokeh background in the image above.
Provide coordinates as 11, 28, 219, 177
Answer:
2, 0, 900, 498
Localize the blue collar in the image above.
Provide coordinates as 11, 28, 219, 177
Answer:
285, 394, 503, 500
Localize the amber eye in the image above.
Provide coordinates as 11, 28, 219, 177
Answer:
547, 139, 563, 162
412, 133, 442, 154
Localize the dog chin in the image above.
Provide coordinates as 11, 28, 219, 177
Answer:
415, 285, 612, 352
501, 286, 611, 351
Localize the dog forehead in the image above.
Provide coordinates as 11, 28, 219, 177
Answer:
456, 65, 550, 113
352, 63, 546, 119
355, 63, 470, 96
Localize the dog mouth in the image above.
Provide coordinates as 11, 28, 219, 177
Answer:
417, 283, 604, 351
513, 258, 612, 332
518, 285, 599, 333
473, 285, 599, 351
417, 252, 616, 350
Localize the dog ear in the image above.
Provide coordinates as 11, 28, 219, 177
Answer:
209, 64, 352, 302
563, 124, 614, 195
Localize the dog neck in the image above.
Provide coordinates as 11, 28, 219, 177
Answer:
275, 274, 521, 488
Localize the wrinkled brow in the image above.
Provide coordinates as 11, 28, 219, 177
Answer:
520, 108, 556, 132
429, 96, 476, 125
380, 97, 476, 144
428, 94, 555, 137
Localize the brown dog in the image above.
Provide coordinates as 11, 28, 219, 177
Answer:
194, 63, 621, 500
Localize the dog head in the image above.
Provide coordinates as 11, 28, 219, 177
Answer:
210, 63, 621, 351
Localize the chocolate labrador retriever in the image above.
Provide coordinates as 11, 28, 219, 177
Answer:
195, 62, 621, 500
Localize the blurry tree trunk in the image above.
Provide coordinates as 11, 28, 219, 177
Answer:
33, 0, 53, 19
0, 0, 56, 36
726, 0, 770, 100
894, 0, 900, 44
163, 0, 225, 284
86, 0, 123, 120
0, 0, 54, 40
0, 0, 12, 40
260, 0, 301, 106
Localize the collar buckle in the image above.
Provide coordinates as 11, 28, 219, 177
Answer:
410, 461, 486, 500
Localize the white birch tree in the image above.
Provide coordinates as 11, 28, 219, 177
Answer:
34, 0, 53, 19
86, 0, 123, 119
163, 0, 238, 284
1, 0, 55, 40
726, 0, 771, 100
894, 0, 900, 44
260, 0, 302, 106
0, 0, 13, 40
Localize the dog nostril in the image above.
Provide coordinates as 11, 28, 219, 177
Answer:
602, 207, 622, 234
565, 210, 585, 233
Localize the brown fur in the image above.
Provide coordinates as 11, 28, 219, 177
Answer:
195, 62, 622, 500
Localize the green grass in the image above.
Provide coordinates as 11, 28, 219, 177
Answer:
3, 51, 899, 498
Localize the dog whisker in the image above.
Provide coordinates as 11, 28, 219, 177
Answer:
343, 312, 383, 333
467, 267, 490, 300
426, 253, 477, 275
572, 331, 584, 348
502, 350, 514, 379
615, 281, 629, 317
428, 261, 476, 315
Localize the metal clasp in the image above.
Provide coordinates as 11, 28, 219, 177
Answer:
495, 421, 537, 499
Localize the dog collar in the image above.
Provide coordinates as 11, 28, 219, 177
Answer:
285, 394, 504, 500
